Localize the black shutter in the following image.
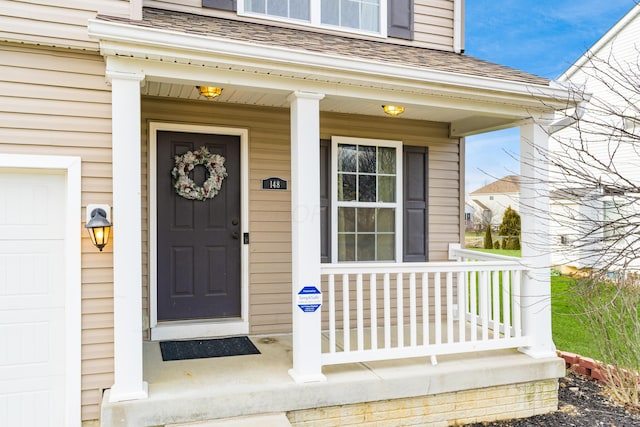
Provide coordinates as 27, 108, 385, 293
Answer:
320, 140, 331, 263
387, 0, 413, 40
403, 146, 428, 262
202, 0, 237, 11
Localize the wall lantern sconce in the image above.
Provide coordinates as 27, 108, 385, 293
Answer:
382, 105, 405, 117
86, 204, 112, 252
197, 86, 223, 99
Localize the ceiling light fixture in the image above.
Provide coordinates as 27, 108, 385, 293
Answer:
197, 86, 223, 99
382, 105, 405, 117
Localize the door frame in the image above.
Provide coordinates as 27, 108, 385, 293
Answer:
149, 122, 249, 340
0, 153, 81, 427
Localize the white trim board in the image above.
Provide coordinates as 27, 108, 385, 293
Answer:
0, 154, 82, 427
149, 123, 250, 340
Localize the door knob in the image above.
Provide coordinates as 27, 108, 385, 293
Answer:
232, 231, 240, 239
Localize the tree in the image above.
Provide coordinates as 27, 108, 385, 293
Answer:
483, 224, 493, 249
498, 206, 521, 238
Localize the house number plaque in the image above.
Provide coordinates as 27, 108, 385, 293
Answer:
262, 177, 288, 190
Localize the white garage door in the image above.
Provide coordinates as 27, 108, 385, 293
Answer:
0, 169, 67, 426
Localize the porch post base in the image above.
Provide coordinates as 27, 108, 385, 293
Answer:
107, 381, 149, 403
518, 347, 558, 359
288, 368, 327, 384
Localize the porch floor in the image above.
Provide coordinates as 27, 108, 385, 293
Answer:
100, 333, 564, 427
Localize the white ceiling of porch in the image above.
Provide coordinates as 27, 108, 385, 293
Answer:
141, 81, 478, 123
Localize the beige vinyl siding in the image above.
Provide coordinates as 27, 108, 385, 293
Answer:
0, 0, 129, 50
414, 0, 455, 51
0, 43, 113, 422
148, 0, 458, 51
141, 97, 460, 336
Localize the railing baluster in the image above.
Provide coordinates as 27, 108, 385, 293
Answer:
328, 274, 336, 353
434, 272, 442, 345
342, 273, 350, 352
409, 272, 417, 347
457, 271, 465, 343
397, 273, 404, 348
356, 273, 364, 351
470, 269, 477, 341
513, 270, 522, 338
492, 271, 501, 339
502, 270, 512, 338
384, 273, 391, 349
446, 272, 453, 343
480, 271, 489, 341
422, 272, 429, 346
370, 273, 377, 350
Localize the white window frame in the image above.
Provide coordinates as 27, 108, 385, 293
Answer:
238, 0, 387, 38
331, 136, 402, 263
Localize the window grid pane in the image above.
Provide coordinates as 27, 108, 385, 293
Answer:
336, 142, 397, 262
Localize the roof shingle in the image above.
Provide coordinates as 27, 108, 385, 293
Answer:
96, 8, 550, 86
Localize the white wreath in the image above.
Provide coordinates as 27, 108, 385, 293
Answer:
171, 146, 227, 201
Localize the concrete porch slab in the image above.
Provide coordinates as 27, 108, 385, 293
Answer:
166, 413, 291, 427
100, 334, 564, 426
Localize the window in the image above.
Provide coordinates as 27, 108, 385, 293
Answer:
332, 137, 401, 262
239, 0, 386, 36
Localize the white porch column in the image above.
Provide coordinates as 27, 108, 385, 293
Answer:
106, 70, 148, 401
287, 91, 326, 383
519, 122, 556, 358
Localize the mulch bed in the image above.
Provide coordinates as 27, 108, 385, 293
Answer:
464, 372, 640, 426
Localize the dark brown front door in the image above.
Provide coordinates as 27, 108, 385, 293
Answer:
156, 131, 241, 321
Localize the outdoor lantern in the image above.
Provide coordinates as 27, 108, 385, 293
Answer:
86, 207, 112, 252
382, 105, 405, 116
197, 86, 223, 99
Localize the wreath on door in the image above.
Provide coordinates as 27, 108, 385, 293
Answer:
171, 146, 227, 201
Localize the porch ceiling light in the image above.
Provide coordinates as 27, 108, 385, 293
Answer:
197, 86, 223, 99
86, 208, 112, 252
382, 105, 405, 117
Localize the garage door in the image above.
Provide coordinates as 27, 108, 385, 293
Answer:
0, 169, 67, 426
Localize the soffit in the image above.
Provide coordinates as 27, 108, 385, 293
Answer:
91, 8, 577, 134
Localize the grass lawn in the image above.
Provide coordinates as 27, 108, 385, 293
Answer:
550, 275, 601, 358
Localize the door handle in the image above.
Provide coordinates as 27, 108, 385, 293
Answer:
232, 231, 240, 239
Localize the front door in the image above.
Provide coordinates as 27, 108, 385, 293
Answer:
156, 131, 241, 321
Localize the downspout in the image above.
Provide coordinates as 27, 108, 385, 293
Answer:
453, 0, 465, 53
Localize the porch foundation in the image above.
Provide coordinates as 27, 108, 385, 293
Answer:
287, 378, 558, 426
100, 334, 564, 426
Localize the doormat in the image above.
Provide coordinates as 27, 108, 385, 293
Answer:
160, 336, 260, 361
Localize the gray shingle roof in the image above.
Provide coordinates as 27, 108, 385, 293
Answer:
96, 8, 550, 86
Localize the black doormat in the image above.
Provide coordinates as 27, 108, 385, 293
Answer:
160, 336, 260, 361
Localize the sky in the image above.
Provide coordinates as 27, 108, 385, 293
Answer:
463, 0, 636, 193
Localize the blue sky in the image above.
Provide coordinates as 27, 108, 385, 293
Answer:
464, 0, 636, 193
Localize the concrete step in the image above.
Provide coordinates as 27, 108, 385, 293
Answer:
166, 413, 291, 427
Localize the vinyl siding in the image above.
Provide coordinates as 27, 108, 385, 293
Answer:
149, 0, 458, 51
141, 97, 460, 336
0, 43, 113, 422
0, 0, 129, 50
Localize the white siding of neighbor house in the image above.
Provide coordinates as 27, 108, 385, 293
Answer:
145, 0, 458, 51
142, 97, 461, 336
0, 0, 129, 50
0, 43, 113, 422
551, 7, 640, 271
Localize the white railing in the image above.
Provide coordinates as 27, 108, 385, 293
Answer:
319, 249, 528, 366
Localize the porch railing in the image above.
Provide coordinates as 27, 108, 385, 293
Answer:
319, 248, 529, 366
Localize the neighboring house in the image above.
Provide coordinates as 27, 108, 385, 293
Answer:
469, 175, 520, 230
551, 4, 640, 272
1, 1, 580, 426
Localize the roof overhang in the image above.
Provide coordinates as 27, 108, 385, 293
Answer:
88, 18, 581, 137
